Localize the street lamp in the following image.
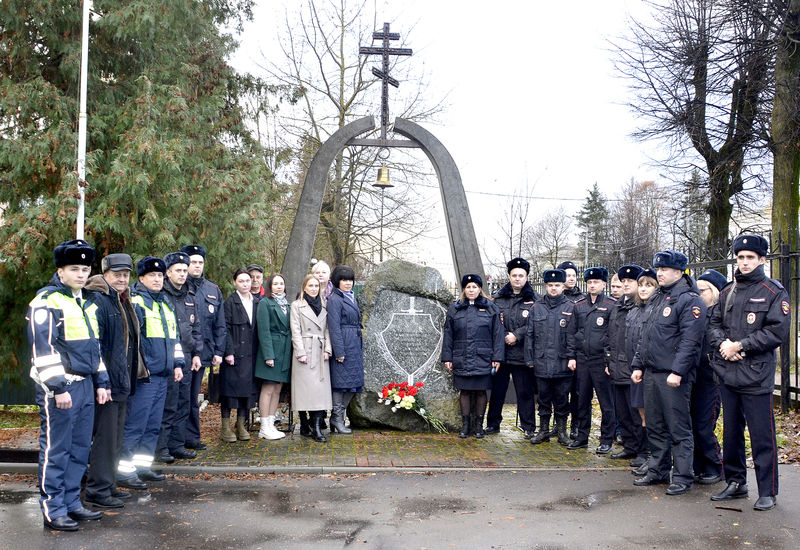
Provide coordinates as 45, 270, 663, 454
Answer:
372, 166, 393, 262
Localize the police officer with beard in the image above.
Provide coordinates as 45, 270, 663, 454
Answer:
181, 244, 226, 449
485, 258, 540, 437
155, 252, 203, 463
708, 235, 790, 511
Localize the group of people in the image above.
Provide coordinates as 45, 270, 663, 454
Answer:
26, 240, 365, 531
441, 235, 789, 511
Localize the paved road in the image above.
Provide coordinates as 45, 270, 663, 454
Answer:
1, 467, 798, 549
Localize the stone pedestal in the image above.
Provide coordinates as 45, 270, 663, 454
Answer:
349, 260, 460, 431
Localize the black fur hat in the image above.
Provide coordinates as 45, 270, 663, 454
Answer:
506, 257, 530, 274
180, 244, 206, 258
543, 269, 567, 283
137, 256, 166, 276
732, 235, 769, 258
54, 239, 95, 268
460, 273, 483, 288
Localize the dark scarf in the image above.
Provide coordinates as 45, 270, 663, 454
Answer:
304, 292, 322, 316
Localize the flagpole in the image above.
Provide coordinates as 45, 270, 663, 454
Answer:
76, 0, 90, 239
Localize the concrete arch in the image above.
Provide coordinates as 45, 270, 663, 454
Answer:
281, 115, 483, 298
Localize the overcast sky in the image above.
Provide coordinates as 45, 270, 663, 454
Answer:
231, 0, 665, 280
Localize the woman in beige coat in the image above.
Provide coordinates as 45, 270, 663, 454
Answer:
290, 274, 332, 442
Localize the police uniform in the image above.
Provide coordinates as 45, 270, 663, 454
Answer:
525, 269, 575, 445
569, 267, 617, 451
118, 257, 185, 488
181, 244, 226, 449
708, 236, 790, 510
486, 258, 540, 435
631, 251, 706, 494
157, 252, 203, 461
26, 240, 109, 530
557, 262, 584, 437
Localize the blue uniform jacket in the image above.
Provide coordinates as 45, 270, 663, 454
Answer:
492, 282, 539, 366
189, 276, 227, 365
571, 293, 616, 365
605, 295, 637, 385
707, 266, 790, 394
131, 282, 185, 376
524, 293, 575, 378
631, 274, 706, 378
327, 288, 365, 390
441, 295, 505, 377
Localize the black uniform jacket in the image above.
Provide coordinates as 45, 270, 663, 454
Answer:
571, 293, 617, 365
631, 274, 706, 378
493, 282, 539, 366
524, 293, 576, 378
707, 266, 790, 394
563, 286, 585, 303
441, 295, 505, 377
189, 276, 227, 365
605, 295, 637, 385
163, 279, 203, 363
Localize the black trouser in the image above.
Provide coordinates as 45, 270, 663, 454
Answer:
85, 397, 128, 500
157, 365, 190, 453
568, 370, 578, 430
613, 384, 646, 455
536, 376, 571, 421
575, 361, 616, 445
643, 372, 694, 485
486, 364, 537, 431
186, 365, 206, 446
720, 385, 779, 497
690, 375, 722, 477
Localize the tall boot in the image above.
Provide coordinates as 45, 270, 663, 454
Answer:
299, 412, 312, 437
474, 415, 485, 439
311, 412, 327, 443
220, 417, 236, 442
556, 416, 571, 447
258, 416, 269, 439
235, 416, 251, 440
530, 416, 551, 444
458, 415, 471, 438
548, 415, 558, 437
330, 411, 352, 434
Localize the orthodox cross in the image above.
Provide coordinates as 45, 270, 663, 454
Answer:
359, 22, 412, 140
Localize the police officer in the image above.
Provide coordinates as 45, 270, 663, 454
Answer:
181, 244, 226, 450
568, 267, 617, 453
26, 239, 110, 530
708, 235, 790, 511
606, 264, 646, 462
117, 257, 185, 490
84, 253, 140, 509
557, 260, 583, 438
525, 269, 576, 445
486, 257, 540, 436
631, 250, 706, 496
156, 252, 203, 463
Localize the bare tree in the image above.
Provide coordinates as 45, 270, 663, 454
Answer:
523, 207, 573, 271
493, 185, 533, 264
606, 180, 666, 268
613, 0, 777, 250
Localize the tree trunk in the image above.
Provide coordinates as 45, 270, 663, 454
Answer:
706, 165, 734, 256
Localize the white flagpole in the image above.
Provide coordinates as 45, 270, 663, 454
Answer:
76, 0, 90, 239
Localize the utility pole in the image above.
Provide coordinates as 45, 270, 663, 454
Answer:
76, 0, 90, 239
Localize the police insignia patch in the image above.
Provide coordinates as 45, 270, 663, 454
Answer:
662, 306, 671, 317
560, 319, 567, 327
522, 310, 528, 318
190, 314, 195, 323
782, 301, 790, 315
34, 309, 48, 325
691, 306, 701, 319
746, 312, 756, 324
208, 304, 214, 313
596, 317, 604, 326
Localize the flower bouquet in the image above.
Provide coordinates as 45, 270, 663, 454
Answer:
377, 381, 447, 433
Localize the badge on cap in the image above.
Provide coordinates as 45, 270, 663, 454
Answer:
663, 306, 671, 317
81, 253, 86, 259
747, 312, 756, 324
208, 304, 215, 313
691, 306, 701, 319
560, 319, 567, 327
782, 301, 790, 315
596, 317, 604, 326
522, 310, 529, 318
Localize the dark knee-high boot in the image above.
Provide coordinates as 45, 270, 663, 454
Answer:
299, 411, 312, 437
311, 411, 327, 443
474, 415, 485, 439
459, 415, 471, 438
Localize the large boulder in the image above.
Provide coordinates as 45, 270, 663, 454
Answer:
349, 260, 460, 431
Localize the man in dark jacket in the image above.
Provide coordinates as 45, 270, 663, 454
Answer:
605, 264, 646, 462
708, 235, 790, 511
557, 260, 583, 438
568, 267, 617, 453
155, 252, 203, 463
525, 269, 575, 446
181, 244, 226, 450
84, 254, 140, 509
631, 250, 706, 496
486, 258, 540, 436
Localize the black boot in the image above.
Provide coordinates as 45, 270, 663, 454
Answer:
530, 416, 551, 445
299, 412, 312, 437
311, 412, 327, 443
548, 416, 558, 437
556, 417, 571, 447
459, 415, 471, 438
474, 415, 485, 439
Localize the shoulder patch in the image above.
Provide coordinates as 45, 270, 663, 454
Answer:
691, 306, 701, 319
782, 301, 790, 315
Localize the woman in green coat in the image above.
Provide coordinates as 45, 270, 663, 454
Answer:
255, 274, 292, 440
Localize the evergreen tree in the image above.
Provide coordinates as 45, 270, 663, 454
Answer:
0, 0, 276, 385
574, 183, 611, 267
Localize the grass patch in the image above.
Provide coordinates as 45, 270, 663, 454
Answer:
0, 407, 38, 429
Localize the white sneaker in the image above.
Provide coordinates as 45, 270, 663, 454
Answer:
263, 416, 285, 440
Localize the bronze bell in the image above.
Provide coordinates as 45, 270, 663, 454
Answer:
372, 166, 393, 189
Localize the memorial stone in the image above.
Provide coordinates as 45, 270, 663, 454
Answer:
349, 260, 460, 431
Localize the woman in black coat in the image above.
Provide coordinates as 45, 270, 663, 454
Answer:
327, 265, 364, 434
441, 273, 505, 438
220, 268, 258, 442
